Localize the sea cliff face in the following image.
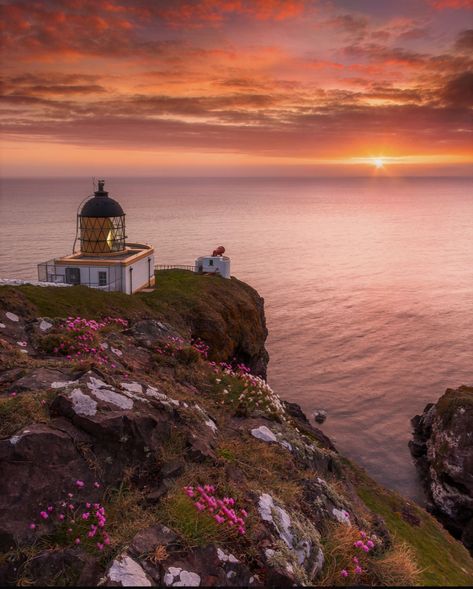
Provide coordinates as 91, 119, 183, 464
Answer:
410, 386, 473, 554
0, 271, 472, 587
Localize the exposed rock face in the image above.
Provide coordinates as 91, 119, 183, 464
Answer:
410, 386, 473, 552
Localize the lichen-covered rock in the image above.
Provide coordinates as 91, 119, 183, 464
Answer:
410, 385, 473, 552
257, 492, 324, 584
106, 555, 153, 586
112, 527, 253, 587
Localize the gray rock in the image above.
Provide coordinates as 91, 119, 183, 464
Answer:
251, 425, 277, 443
313, 409, 327, 424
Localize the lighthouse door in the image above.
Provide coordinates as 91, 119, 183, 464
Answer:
65, 267, 81, 285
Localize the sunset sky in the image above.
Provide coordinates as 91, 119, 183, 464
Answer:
1, 0, 472, 176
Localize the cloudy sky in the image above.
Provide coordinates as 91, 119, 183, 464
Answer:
1, 0, 472, 176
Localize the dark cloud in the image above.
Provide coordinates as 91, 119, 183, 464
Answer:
342, 43, 426, 66
326, 14, 369, 40
396, 27, 429, 41
363, 84, 425, 103
1, 90, 471, 158
454, 29, 473, 53
442, 71, 473, 106
23, 85, 107, 96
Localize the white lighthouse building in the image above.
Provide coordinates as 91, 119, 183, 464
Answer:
37, 180, 155, 294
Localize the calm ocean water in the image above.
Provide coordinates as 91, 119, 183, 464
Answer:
1, 176, 472, 501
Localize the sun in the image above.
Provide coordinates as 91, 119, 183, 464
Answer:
373, 157, 385, 169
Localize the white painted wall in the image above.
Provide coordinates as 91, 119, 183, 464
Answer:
53, 264, 122, 290
122, 253, 155, 294
195, 256, 231, 279
42, 251, 154, 294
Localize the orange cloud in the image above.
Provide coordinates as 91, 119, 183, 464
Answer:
157, 0, 306, 28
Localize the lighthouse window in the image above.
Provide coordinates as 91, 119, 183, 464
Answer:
98, 271, 107, 286
209, 259, 214, 266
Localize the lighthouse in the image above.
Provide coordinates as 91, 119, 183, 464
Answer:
37, 180, 155, 294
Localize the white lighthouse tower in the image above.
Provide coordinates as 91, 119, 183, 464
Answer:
37, 180, 155, 294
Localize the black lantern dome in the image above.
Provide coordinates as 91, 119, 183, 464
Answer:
77, 180, 127, 254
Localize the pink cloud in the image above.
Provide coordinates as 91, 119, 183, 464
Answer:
428, 0, 473, 9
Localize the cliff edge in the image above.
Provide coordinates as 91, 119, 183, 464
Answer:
410, 386, 473, 554
0, 271, 472, 587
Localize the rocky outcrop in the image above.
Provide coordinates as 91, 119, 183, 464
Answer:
410, 386, 473, 552
1, 276, 472, 586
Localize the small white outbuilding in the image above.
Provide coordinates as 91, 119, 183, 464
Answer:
195, 255, 231, 279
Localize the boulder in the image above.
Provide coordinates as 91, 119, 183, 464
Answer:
0, 424, 96, 550
313, 409, 327, 424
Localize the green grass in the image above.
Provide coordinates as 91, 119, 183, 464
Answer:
436, 385, 473, 424
0, 284, 147, 320
0, 270, 266, 364
347, 460, 473, 586
159, 490, 235, 548
0, 391, 56, 437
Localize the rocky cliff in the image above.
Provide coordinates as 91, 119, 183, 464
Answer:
0, 270, 472, 587
410, 386, 473, 554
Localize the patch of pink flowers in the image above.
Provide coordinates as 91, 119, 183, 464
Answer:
339, 529, 379, 581
183, 484, 248, 535
28, 479, 110, 553
48, 316, 128, 368
155, 336, 209, 360
353, 531, 376, 554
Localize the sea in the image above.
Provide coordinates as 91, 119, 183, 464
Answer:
1, 176, 472, 502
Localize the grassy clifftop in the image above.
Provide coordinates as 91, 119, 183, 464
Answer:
0, 272, 472, 587
0, 270, 269, 376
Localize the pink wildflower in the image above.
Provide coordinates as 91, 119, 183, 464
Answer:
367, 540, 375, 549
94, 481, 100, 488
195, 502, 206, 512
82, 512, 90, 520
40, 511, 48, 520
362, 544, 370, 553
47, 506, 54, 512
29, 523, 36, 530
74, 538, 81, 545
75, 480, 85, 488
58, 514, 65, 521
354, 540, 363, 548
340, 569, 349, 578
97, 542, 104, 551
354, 566, 363, 575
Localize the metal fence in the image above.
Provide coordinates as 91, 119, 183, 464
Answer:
155, 264, 196, 272
37, 260, 122, 291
